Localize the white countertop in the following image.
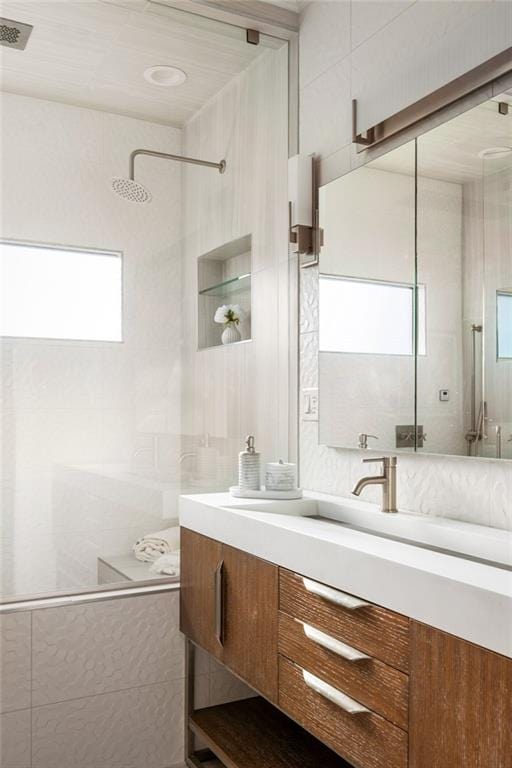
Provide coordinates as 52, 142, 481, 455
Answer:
179, 491, 512, 659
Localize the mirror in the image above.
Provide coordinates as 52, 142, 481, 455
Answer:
318, 92, 512, 460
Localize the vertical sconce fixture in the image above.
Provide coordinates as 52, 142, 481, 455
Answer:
288, 154, 322, 266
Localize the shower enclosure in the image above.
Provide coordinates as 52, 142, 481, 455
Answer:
0, 3, 294, 766
0, 3, 291, 603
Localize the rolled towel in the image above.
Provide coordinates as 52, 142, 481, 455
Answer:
150, 552, 180, 580
133, 526, 180, 562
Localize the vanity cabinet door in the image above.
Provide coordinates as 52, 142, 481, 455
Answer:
409, 622, 512, 767
180, 529, 279, 700
180, 527, 223, 660
222, 544, 279, 702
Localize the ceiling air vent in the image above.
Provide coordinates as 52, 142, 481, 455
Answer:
0, 17, 33, 50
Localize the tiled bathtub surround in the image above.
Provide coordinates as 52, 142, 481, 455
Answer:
0, 592, 184, 768
0, 591, 257, 768
298, 1, 512, 532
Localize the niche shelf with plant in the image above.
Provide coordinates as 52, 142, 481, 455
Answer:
198, 234, 252, 350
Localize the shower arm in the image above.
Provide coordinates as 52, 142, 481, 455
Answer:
129, 149, 226, 179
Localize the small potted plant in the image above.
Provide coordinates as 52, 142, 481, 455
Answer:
214, 304, 246, 345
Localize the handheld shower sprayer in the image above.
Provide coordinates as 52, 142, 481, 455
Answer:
111, 149, 226, 204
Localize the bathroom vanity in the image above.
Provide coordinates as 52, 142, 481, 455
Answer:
179, 493, 512, 768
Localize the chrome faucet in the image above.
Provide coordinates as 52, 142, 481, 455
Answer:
351, 456, 398, 513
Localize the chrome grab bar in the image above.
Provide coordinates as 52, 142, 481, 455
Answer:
303, 623, 370, 662
302, 669, 370, 715
214, 560, 224, 646
302, 577, 369, 610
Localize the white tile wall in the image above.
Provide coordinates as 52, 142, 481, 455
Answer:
0, 709, 31, 768
31, 682, 183, 768
0, 614, 31, 714
31, 593, 183, 706
181, 44, 291, 485
298, 1, 512, 529
0, 591, 185, 768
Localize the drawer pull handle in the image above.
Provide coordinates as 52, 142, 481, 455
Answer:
214, 559, 224, 646
302, 577, 369, 610
303, 623, 370, 662
302, 669, 370, 715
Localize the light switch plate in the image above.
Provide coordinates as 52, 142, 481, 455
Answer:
302, 388, 318, 421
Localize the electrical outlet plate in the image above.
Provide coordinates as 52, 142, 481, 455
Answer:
302, 388, 318, 421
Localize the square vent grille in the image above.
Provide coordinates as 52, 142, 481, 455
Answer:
0, 17, 33, 50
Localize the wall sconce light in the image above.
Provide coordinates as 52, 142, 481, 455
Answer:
288, 154, 322, 267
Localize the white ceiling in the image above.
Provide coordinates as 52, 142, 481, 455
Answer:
372, 93, 512, 185
0, 0, 281, 126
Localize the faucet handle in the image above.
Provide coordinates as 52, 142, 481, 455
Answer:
362, 456, 397, 466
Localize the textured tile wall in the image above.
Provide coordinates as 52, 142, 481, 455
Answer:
298, 2, 512, 531
0, 591, 185, 768
0, 590, 257, 768
181, 44, 290, 490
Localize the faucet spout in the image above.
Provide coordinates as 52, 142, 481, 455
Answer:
352, 474, 386, 497
351, 456, 398, 513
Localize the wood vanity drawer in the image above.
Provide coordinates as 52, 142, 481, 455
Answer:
279, 656, 408, 768
278, 611, 408, 730
279, 569, 409, 672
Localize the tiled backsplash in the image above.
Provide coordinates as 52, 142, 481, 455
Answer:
299, 267, 512, 531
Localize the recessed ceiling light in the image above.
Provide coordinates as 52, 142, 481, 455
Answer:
143, 65, 187, 87
478, 146, 512, 159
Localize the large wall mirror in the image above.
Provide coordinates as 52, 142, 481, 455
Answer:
319, 91, 512, 460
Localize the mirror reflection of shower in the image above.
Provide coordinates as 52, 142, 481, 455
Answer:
111, 148, 226, 204
465, 323, 485, 456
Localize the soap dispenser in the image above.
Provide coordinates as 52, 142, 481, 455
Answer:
238, 435, 261, 491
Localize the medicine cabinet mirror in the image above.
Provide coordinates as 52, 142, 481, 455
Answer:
318, 91, 512, 460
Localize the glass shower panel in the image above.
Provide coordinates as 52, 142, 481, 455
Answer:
0, 6, 289, 601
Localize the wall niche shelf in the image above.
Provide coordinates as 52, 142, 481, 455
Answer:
198, 234, 252, 350
199, 273, 251, 298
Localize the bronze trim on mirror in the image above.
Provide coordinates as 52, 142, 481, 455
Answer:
353, 47, 512, 150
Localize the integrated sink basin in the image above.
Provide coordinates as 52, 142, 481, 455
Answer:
180, 489, 512, 658
222, 494, 512, 571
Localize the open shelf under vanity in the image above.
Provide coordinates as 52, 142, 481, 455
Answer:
187, 696, 350, 768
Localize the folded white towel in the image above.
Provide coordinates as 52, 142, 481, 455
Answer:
133, 526, 180, 562
150, 552, 180, 580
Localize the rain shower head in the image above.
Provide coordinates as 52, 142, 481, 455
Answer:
111, 177, 152, 204
111, 148, 226, 205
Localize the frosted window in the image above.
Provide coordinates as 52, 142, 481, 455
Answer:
0, 241, 122, 341
319, 275, 425, 355
497, 291, 512, 359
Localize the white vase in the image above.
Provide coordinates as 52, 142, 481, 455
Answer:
222, 323, 241, 345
